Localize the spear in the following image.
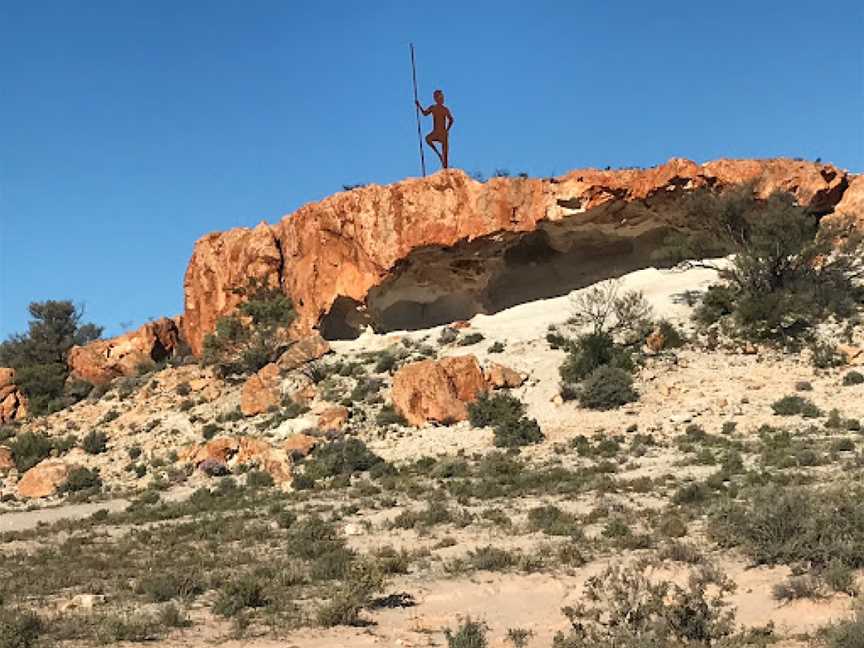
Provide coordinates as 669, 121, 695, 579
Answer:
409, 43, 426, 177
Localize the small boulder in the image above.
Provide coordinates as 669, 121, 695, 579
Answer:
318, 405, 349, 431
282, 433, 319, 459
277, 334, 331, 372
484, 362, 525, 389
240, 363, 281, 416
0, 446, 14, 473
391, 355, 487, 426
17, 459, 71, 498
0, 368, 29, 424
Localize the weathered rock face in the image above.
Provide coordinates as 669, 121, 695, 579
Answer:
181, 159, 856, 351
240, 363, 281, 417
17, 459, 71, 498
0, 368, 29, 424
391, 355, 488, 426
68, 317, 182, 385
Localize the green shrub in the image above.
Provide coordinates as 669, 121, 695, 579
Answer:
560, 333, 634, 384
213, 575, 268, 617
245, 469, 274, 489
315, 561, 384, 627
468, 393, 543, 448
8, 432, 54, 472
302, 438, 384, 482
578, 367, 638, 410
81, 430, 108, 454
771, 395, 821, 417
817, 607, 864, 648
654, 319, 686, 348
458, 332, 485, 346
0, 608, 44, 648
527, 505, 581, 536
128, 445, 142, 460
843, 371, 864, 386
373, 351, 397, 373
61, 467, 102, 493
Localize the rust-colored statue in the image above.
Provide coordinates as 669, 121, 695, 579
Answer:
416, 89, 454, 169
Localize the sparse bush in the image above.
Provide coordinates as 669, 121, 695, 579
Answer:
553, 562, 736, 647
213, 574, 268, 617
458, 332, 485, 346
445, 617, 489, 648
315, 561, 385, 627
201, 423, 220, 440
811, 340, 848, 369
527, 505, 581, 536
81, 429, 108, 454
568, 280, 653, 337
128, 445, 142, 460
373, 350, 397, 373
488, 341, 505, 353
578, 366, 638, 410
0, 608, 43, 648
438, 327, 459, 345
773, 574, 824, 601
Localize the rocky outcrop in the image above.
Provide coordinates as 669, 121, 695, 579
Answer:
181, 158, 856, 350
391, 355, 488, 426
68, 318, 182, 385
179, 435, 294, 484
240, 363, 281, 417
276, 334, 331, 372
0, 368, 28, 424
17, 459, 71, 498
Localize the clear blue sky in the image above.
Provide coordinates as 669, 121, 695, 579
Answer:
2, 1, 862, 340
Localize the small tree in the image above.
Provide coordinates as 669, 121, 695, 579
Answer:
202, 278, 296, 375
568, 280, 653, 338
0, 301, 101, 415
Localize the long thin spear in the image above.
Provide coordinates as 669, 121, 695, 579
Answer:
409, 43, 426, 177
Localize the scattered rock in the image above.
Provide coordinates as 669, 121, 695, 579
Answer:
17, 459, 72, 498
391, 355, 487, 426
240, 363, 281, 416
180, 435, 295, 484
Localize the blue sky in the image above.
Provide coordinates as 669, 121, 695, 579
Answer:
2, 1, 862, 339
